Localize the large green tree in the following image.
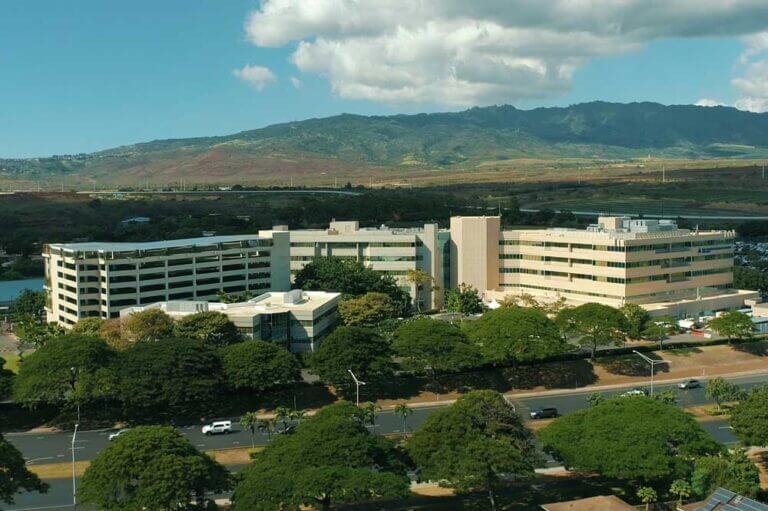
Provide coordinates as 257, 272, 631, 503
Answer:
0, 433, 48, 506
445, 284, 483, 315
79, 426, 230, 510
294, 257, 410, 314
309, 326, 394, 392
643, 315, 677, 350
232, 402, 409, 511
338, 292, 400, 327
407, 390, 538, 511
220, 340, 300, 392
708, 311, 754, 343
691, 450, 760, 499
121, 308, 175, 343
13, 335, 118, 408
173, 311, 241, 348
0, 358, 13, 400
70, 317, 106, 337
539, 396, 721, 485
730, 386, 768, 446
9, 290, 46, 318
705, 377, 746, 409
620, 303, 649, 340
556, 303, 629, 358
463, 307, 569, 364
119, 338, 224, 420
392, 318, 483, 379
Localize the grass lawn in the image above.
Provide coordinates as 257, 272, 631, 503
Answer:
1, 352, 21, 373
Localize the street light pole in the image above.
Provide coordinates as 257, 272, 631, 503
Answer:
632, 350, 669, 395
347, 369, 366, 406
71, 422, 79, 509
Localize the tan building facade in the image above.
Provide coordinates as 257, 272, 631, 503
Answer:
44, 233, 290, 326
451, 215, 757, 317
286, 221, 448, 310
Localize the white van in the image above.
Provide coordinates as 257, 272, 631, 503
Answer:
202, 420, 232, 435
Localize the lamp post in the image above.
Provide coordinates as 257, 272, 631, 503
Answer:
347, 369, 366, 406
71, 422, 78, 509
632, 350, 669, 395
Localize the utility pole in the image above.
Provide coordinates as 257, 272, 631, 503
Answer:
347, 369, 366, 406
632, 350, 670, 395
71, 422, 79, 508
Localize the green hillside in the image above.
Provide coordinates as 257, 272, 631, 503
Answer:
3, 101, 768, 181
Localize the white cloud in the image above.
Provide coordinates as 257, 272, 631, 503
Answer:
232, 64, 277, 90
732, 33, 768, 112
243, 1, 768, 106
290, 76, 303, 89
695, 98, 726, 107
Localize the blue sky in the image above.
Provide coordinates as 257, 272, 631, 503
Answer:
0, 1, 763, 158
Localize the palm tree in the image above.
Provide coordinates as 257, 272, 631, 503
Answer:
240, 411, 259, 447
290, 409, 306, 423
670, 479, 691, 508
362, 401, 381, 428
257, 418, 275, 441
637, 487, 657, 511
274, 406, 291, 433
394, 403, 413, 434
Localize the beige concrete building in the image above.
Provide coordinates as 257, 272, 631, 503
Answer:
285, 221, 449, 310
44, 233, 290, 326
451, 215, 758, 317
119, 290, 340, 353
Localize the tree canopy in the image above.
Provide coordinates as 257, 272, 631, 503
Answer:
729, 386, 768, 446
445, 284, 483, 315
463, 307, 569, 364
121, 309, 175, 343
13, 335, 118, 408
118, 338, 224, 420
220, 340, 300, 392
293, 257, 410, 314
79, 426, 230, 511
691, 450, 760, 499
173, 311, 241, 348
309, 326, 394, 392
9, 289, 45, 318
70, 317, 106, 337
705, 377, 747, 408
407, 390, 538, 511
338, 292, 400, 327
620, 303, 649, 340
708, 311, 754, 343
392, 318, 483, 378
0, 433, 48, 506
232, 402, 409, 511
556, 303, 628, 358
0, 357, 13, 400
539, 396, 721, 484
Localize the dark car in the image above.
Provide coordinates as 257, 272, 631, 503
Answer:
529, 407, 559, 419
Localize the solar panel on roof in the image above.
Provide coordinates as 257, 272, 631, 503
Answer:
695, 488, 768, 511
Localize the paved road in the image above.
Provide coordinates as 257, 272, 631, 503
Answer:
6, 373, 763, 510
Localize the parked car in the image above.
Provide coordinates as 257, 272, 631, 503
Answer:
108, 428, 130, 441
529, 407, 559, 419
202, 420, 232, 435
679, 379, 701, 390
621, 388, 648, 397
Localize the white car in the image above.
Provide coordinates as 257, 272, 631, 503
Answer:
621, 388, 648, 397
108, 428, 130, 441
202, 420, 232, 435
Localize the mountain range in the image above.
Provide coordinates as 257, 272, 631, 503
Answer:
3, 101, 768, 186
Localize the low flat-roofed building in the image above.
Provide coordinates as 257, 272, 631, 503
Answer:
120, 289, 340, 353
540, 495, 636, 511
44, 232, 290, 326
